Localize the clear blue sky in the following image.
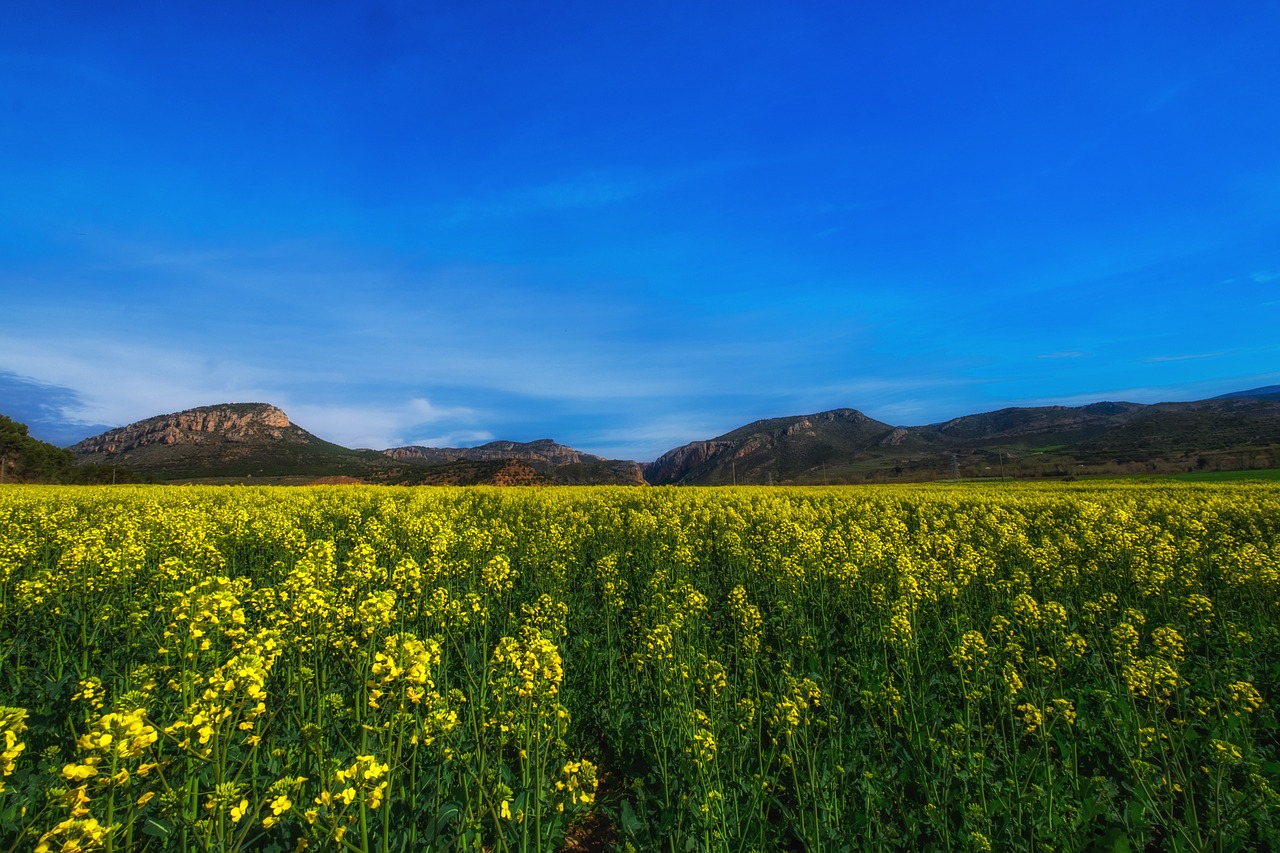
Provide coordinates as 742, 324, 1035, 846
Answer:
2, 1, 1278, 460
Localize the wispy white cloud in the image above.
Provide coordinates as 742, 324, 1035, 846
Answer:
578, 413, 733, 462
1145, 353, 1225, 363
433, 153, 767, 228
285, 399, 479, 449
1036, 351, 1087, 359
1144, 82, 1188, 112
0, 335, 483, 450
438, 172, 650, 225
797, 375, 984, 411
1015, 387, 1171, 407
1252, 269, 1280, 283
404, 429, 496, 448
1012, 375, 1269, 409
869, 400, 940, 424
0, 335, 283, 427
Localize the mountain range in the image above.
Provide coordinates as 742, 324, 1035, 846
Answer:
62, 403, 646, 485
15, 384, 1273, 485
649, 394, 1280, 484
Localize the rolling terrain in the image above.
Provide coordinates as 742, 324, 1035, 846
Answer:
3, 386, 1273, 485
645, 396, 1280, 484
66, 403, 646, 485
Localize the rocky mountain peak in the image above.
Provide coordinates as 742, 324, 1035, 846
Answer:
70, 403, 294, 455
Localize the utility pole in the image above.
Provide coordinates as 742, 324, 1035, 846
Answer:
952, 454, 961, 480
731, 458, 736, 486
999, 451, 1006, 481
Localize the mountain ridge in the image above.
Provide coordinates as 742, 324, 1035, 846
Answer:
646, 396, 1280, 484
1213, 385, 1280, 400
45, 385, 1280, 485
68, 403, 646, 485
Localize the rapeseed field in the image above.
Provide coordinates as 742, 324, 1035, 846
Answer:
1, 483, 1277, 851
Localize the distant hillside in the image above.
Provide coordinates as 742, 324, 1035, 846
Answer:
386, 439, 645, 485
1215, 385, 1280, 400
2, 412, 139, 484
70, 404, 645, 485
69, 403, 394, 482
51, 391, 1280, 486
646, 398, 1280, 484
1, 413, 74, 482
645, 408, 893, 485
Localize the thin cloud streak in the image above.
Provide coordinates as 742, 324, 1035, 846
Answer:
0, 336, 282, 427
436, 173, 652, 226
284, 400, 481, 450
405, 430, 497, 449
1145, 353, 1226, 363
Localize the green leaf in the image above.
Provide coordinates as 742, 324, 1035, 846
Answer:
142, 817, 174, 839
619, 797, 645, 834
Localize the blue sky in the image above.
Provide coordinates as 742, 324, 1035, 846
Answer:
2, 1, 1278, 460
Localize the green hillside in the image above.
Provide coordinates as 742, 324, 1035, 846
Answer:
0, 413, 139, 484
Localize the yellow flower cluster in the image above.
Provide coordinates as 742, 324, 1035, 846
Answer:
317, 754, 390, 813
1228, 681, 1264, 716
951, 630, 989, 671
0, 706, 27, 793
594, 552, 627, 610
1151, 626, 1186, 662
71, 678, 105, 715
887, 610, 914, 650
368, 631, 442, 710
554, 759, 598, 812
1123, 656, 1185, 704
70, 708, 158, 769
1012, 593, 1041, 627
482, 553, 515, 594
165, 632, 278, 756
769, 677, 822, 733
38, 709, 159, 853
686, 709, 717, 767
1015, 698, 1076, 734
356, 589, 398, 639
727, 584, 763, 655
492, 630, 565, 702
33, 816, 108, 853
1111, 622, 1140, 660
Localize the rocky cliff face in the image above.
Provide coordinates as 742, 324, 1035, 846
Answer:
71, 404, 295, 455
643, 440, 733, 485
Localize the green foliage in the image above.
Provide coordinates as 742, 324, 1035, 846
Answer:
1, 413, 144, 484
0, 413, 75, 482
